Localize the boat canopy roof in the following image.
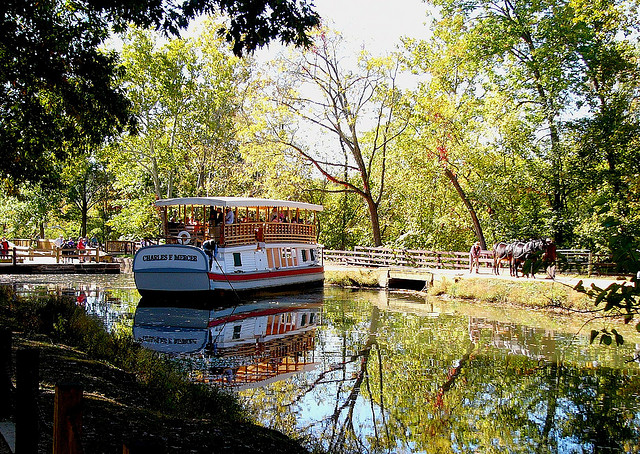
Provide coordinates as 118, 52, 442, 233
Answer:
155, 197, 323, 211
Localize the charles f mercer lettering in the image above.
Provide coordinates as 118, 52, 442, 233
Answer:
142, 254, 168, 261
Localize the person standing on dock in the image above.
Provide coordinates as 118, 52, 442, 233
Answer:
469, 241, 481, 273
0, 237, 8, 259
77, 237, 86, 262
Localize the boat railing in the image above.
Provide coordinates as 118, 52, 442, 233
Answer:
222, 222, 316, 246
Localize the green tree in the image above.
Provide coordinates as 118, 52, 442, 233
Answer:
423, 0, 569, 245
0, 184, 62, 239
565, 0, 640, 259
1, 0, 320, 187
112, 25, 252, 200
106, 24, 259, 239
63, 154, 109, 238
403, 19, 493, 249
421, 0, 640, 249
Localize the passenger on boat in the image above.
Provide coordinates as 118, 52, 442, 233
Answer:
225, 207, 234, 224
215, 208, 224, 226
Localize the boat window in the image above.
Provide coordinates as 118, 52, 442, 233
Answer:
301, 313, 307, 326
301, 249, 308, 262
233, 253, 242, 267
310, 249, 316, 261
233, 325, 241, 339
309, 313, 315, 324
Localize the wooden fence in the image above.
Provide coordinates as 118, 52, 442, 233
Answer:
322, 247, 619, 276
0, 243, 107, 264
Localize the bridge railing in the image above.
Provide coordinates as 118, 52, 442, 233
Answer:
323, 247, 493, 270
323, 247, 620, 275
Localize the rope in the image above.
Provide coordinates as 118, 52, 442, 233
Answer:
208, 253, 244, 349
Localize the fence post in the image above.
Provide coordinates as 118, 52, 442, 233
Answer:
53, 383, 83, 454
95, 248, 100, 263
587, 251, 593, 277
15, 348, 39, 454
12, 247, 17, 266
0, 328, 12, 419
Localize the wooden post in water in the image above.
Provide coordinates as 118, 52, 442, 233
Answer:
0, 328, 12, 419
15, 348, 39, 454
53, 383, 83, 454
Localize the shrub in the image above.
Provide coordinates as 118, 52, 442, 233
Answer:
0, 285, 244, 420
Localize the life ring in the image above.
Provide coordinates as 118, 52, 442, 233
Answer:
177, 230, 191, 245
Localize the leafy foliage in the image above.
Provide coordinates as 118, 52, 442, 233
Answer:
574, 278, 640, 345
0, 0, 319, 188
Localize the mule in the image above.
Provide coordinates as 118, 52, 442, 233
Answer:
512, 239, 547, 278
492, 242, 513, 275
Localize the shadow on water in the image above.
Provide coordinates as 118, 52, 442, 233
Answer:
3, 274, 640, 453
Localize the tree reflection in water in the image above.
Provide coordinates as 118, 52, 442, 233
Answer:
241, 288, 640, 454
6, 275, 638, 453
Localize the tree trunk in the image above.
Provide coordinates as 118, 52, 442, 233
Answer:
364, 195, 382, 247
443, 168, 486, 249
81, 199, 88, 237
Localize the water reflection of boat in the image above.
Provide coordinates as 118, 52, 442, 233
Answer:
133, 294, 322, 389
133, 304, 212, 355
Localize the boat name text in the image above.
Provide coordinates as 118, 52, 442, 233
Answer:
139, 335, 199, 345
142, 254, 198, 262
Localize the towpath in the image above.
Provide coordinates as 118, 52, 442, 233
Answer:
324, 262, 628, 291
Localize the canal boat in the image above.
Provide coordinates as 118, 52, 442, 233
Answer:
133, 197, 324, 297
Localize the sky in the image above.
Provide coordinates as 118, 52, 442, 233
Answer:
251, 0, 435, 60
312, 0, 434, 54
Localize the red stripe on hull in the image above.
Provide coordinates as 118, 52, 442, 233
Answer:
207, 305, 320, 327
207, 266, 323, 282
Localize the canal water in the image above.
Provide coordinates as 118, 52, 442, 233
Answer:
3, 274, 640, 453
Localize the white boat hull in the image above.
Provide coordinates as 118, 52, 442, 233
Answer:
133, 244, 323, 296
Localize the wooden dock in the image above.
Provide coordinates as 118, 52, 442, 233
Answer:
0, 243, 121, 274
0, 262, 120, 274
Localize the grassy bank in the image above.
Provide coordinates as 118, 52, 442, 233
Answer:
427, 276, 594, 311
325, 268, 381, 287
0, 287, 310, 453
326, 267, 597, 312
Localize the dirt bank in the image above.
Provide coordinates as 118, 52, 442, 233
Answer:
3, 332, 309, 454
